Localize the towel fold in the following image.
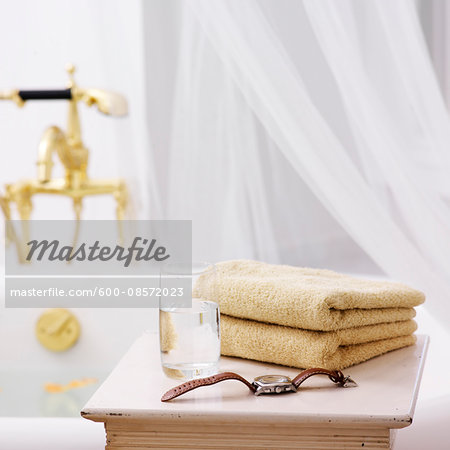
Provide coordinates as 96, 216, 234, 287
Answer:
221, 315, 418, 370
195, 260, 424, 331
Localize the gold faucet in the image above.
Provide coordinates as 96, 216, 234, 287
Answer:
0, 64, 129, 226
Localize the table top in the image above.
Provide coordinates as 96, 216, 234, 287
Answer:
82, 332, 428, 429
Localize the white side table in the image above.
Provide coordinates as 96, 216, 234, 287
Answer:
82, 332, 428, 449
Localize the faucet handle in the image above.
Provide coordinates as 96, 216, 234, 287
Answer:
0, 89, 25, 107
36, 308, 81, 352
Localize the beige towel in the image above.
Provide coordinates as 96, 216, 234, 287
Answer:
221, 315, 417, 370
159, 310, 177, 353
195, 260, 424, 331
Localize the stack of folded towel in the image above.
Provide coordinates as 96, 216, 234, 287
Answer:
194, 260, 425, 370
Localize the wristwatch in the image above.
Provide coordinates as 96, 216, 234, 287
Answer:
161, 368, 357, 402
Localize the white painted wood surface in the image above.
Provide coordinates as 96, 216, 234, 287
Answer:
82, 332, 428, 449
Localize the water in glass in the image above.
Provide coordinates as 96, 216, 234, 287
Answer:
160, 298, 220, 379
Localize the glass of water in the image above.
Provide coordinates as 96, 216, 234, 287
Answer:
159, 262, 220, 380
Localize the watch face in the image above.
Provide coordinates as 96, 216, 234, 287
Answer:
252, 375, 296, 395
254, 375, 292, 384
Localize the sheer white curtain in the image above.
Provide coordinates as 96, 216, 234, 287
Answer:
163, 0, 381, 272
155, 0, 450, 327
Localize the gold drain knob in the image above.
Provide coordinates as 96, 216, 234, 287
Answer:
36, 308, 80, 352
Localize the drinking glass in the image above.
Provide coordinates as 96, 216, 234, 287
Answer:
159, 262, 220, 380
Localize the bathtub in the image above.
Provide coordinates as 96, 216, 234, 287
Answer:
0, 418, 105, 450
0, 271, 159, 449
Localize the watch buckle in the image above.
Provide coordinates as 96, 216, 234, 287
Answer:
341, 375, 358, 388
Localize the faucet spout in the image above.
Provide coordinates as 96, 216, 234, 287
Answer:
37, 125, 88, 185
37, 126, 67, 183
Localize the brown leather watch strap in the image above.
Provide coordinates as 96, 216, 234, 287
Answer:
292, 368, 345, 389
161, 372, 256, 402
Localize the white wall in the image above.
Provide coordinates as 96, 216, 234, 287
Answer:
0, 0, 158, 370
